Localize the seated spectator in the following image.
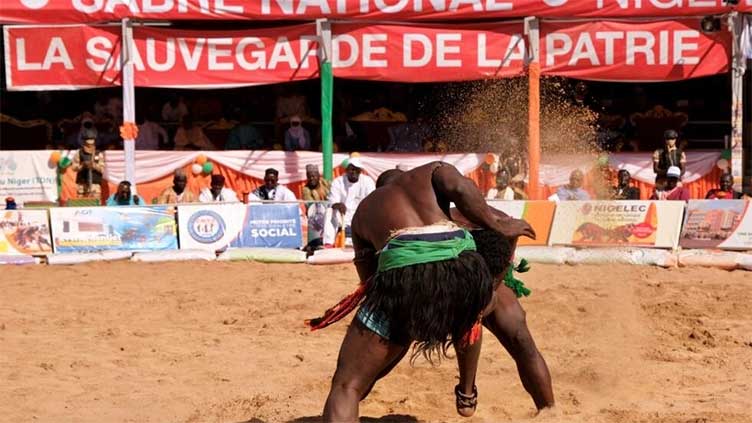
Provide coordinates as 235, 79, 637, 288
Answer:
5, 197, 17, 210
106, 181, 140, 206
284, 115, 311, 151
653, 129, 686, 178
302, 164, 330, 254
651, 166, 689, 200
486, 169, 515, 200
555, 170, 590, 201
250, 168, 298, 201
510, 175, 529, 200
225, 110, 263, 150
136, 109, 168, 150
162, 95, 189, 123
157, 169, 197, 204
71, 138, 105, 199
612, 169, 640, 200
174, 115, 213, 150
199, 174, 239, 203
705, 173, 742, 199
323, 157, 375, 246
302, 164, 330, 201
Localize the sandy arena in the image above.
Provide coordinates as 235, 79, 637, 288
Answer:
1, 261, 751, 423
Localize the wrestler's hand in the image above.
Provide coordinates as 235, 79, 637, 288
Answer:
494, 217, 535, 240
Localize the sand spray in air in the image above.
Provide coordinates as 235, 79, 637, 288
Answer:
428, 77, 613, 195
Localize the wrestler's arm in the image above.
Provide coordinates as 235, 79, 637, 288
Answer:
351, 228, 377, 283
433, 164, 535, 239
449, 207, 511, 230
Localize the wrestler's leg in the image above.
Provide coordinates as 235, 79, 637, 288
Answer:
323, 318, 409, 423
452, 331, 482, 417
360, 346, 409, 400
482, 285, 554, 410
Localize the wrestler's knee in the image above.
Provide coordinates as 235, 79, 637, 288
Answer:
330, 368, 373, 399
487, 305, 537, 359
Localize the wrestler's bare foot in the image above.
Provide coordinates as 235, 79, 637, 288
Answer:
454, 385, 477, 418
535, 406, 560, 419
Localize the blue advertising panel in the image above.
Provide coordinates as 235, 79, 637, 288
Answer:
231, 203, 302, 249
50, 206, 178, 253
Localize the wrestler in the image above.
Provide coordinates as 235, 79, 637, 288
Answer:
309, 162, 554, 421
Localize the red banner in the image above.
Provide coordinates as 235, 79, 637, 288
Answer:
4, 19, 733, 89
540, 19, 731, 81
0, 0, 740, 24
3, 24, 320, 90
331, 23, 525, 81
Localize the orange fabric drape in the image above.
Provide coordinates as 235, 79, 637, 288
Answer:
61, 159, 723, 205
61, 163, 349, 204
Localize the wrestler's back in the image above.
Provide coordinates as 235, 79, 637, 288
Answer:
352, 162, 450, 250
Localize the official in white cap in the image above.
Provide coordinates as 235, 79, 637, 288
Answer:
652, 165, 689, 201
324, 156, 375, 246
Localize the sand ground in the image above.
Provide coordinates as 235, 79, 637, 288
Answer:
1, 261, 751, 423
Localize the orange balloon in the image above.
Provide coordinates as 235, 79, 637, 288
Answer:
49, 151, 61, 164
195, 154, 207, 165
484, 153, 496, 165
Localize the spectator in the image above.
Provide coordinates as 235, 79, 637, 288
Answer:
136, 109, 168, 150
705, 173, 742, 199
162, 95, 189, 123
66, 112, 99, 149
486, 169, 515, 200
157, 169, 197, 204
106, 181, 140, 206
5, 197, 17, 210
226, 110, 263, 150
323, 157, 375, 245
250, 168, 298, 201
302, 164, 330, 201
199, 174, 239, 203
653, 129, 686, 178
71, 138, 105, 199
612, 169, 640, 200
555, 169, 590, 201
651, 166, 689, 200
284, 115, 311, 151
174, 115, 213, 150
510, 175, 529, 200
302, 164, 330, 254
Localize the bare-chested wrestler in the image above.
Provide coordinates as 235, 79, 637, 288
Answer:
307, 162, 554, 421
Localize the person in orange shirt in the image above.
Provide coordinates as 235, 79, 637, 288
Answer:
157, 169, 197, 204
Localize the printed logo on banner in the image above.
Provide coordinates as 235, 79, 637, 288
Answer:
680, 200, 751, 250
0, 209, 52, 255
187, 210, 226, 244
20, 0, 49, 9
549, 200, 684, 249
0, 157, 18, 174
49, 206, 178, 253
574, 202, 656, 244
232, 204, 302, 249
